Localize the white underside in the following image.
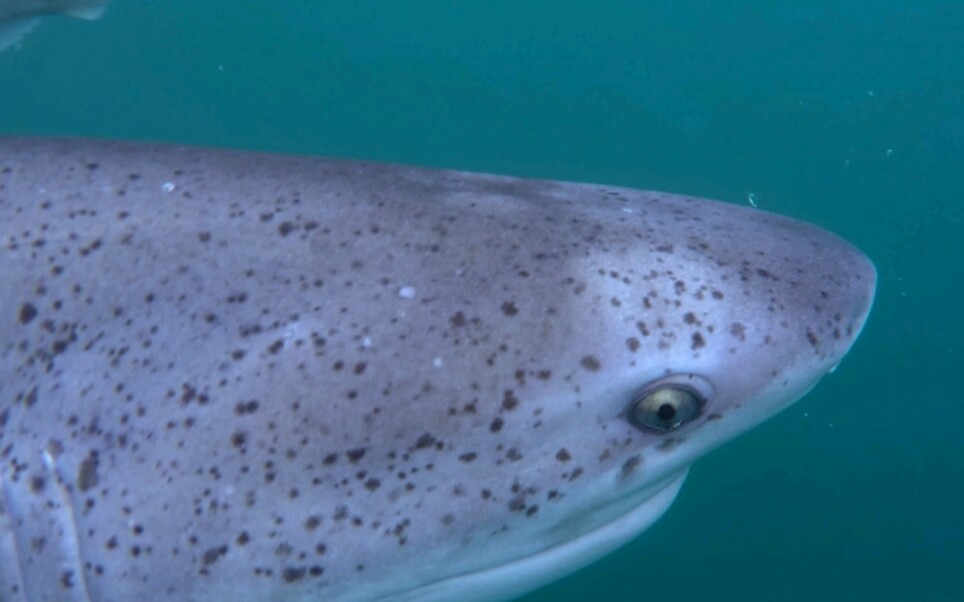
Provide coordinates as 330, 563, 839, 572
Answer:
386, 470, 688, 602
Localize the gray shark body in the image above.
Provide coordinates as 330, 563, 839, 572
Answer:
0, 138, 875, 602
0, 0, 108, 52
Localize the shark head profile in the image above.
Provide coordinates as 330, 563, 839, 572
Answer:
0, 138, 875, 601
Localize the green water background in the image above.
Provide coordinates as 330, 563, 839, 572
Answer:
1, 1, 961, 600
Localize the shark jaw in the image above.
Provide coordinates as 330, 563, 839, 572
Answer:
384, 470, 688, 602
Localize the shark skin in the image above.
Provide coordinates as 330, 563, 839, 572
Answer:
0, 0, 108, 52
0, 138, 876, 602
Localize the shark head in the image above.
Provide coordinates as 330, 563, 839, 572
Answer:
369, 183, 877, 602
0, 139, 875, 602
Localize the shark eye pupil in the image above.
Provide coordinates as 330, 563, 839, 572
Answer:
628, 385, 704, 433
657, 403, 676, 421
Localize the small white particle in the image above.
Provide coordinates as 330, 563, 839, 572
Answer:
886, 148, 894, 157
362, 336, 372, 348
162, 182, 176, 192
803, 412, 809, 418
398, 286, 416, 299
433, 357, 444, 368
746, 193, 758, 208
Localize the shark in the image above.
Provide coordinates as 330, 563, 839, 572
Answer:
0, 0, 108, 52
0, 137, 876, 602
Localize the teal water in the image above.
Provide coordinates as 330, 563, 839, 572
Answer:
1, 1, 960, 600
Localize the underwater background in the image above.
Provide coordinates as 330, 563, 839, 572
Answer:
0, 1, 960, 600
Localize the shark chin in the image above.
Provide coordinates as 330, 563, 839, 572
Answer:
387, 471, 689, 602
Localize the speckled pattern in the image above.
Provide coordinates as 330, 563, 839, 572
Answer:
0, 138, 875, 602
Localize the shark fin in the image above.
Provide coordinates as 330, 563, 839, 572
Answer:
64, 3, 109, 21
0, 17, 40, 53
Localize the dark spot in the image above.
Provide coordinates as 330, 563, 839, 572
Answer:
729, 323, 746, 340
555, 449, 571, 462
305, 515, 321, 530
458, 452, 477, 463
198, 232, 212, 243
506, 448, 523, 461
580, 355, 601, 371
364, 478, 381, 492
22, 386, 38, 408
449, 312, 466, 327
77, 452, 99, 492
230, 431, 247, 448
278, 222, 297, 237
806, 330, 819, 347
508, 496, 526, 512
626, 337, 640, 352
683, 312, 698, 325
202, 546, 226, 566
346, 448, 366, 463
691, 332, 706, 350
18, 303, 38, 324
501, 390, 519, 412
489, 417, 504, 433
501, 302, 518, 316
282, 567, 306, 583
414, 433, 437, 450
620, 454, 643, 479
234, 400, 259, 415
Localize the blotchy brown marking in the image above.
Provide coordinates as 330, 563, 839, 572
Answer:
77, 451, 100, 492
18, 303, 38, 324
620, 455, 643, 479
691, 332, 706, 350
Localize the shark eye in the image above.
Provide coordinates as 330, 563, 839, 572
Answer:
629, 385, 704, 432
